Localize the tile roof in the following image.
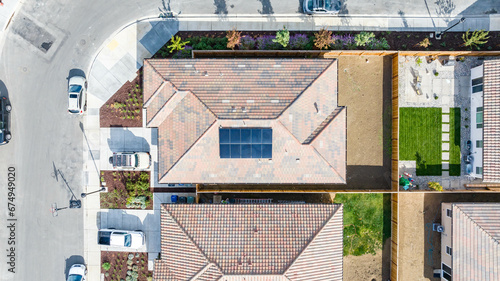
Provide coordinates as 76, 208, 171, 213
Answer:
159, 119, 346, 184
278, 60, 338, 143
157, 92, 216, 178
483, 59, 500, 183
145, 59, 334, 119
144, 58, 346, 184
451, 203, 500, 281
143, 59, 166, 103
154, 204, 343, 281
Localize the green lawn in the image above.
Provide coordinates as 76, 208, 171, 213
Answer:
399, 108, 442, 176
333, 193, 391, 256
449, 108, 461, 176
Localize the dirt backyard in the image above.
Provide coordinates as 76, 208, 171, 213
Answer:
338, 55, 393, 190
344, 238, 391, 281
398, 192, 500, 281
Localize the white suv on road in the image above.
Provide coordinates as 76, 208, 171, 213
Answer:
67, 76, 87, 114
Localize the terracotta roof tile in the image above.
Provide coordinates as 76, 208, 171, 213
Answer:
145, 81, 178, 125
143, 60, 166, 104
483, 59, 500, 182
158, 92, 216, 180
145, 59, 333, 119
154, 204, 343, 280
451, 203, 500, 281
278, 60, 338, 143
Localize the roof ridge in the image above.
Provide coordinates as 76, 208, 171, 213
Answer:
147, 90, 187, 128
190, 263, 221, 281
162, 205, 213, 265
275, 59, 335, 119
311, 146, 345, 183
144, 59, 167, 104
283, 205, 342, 276
303, 106, 344, 144
158, 98, 217, 181
454, 204, 500, 244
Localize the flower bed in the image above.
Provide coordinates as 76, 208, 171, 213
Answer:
100, 69, 143, 127
101, 251, 152, 281
153, 30, 500, 59
100, 171, 153, 209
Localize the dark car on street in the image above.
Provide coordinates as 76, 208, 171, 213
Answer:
0, 96, 11, 145
303, 0, 341, 14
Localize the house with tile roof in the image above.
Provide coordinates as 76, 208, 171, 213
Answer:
440, 203, 500, 281
154, 204, 343, 281
143, 58, 346, 185
469, 59, 500, 182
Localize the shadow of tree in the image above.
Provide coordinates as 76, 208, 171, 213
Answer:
258, 0, 274, 14
214, 0, 228, 14
435, 0, 456, 23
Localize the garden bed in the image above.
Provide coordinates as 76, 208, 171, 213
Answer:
154, 30, 500, 59
100, 171, 153, 209
100, 69, 143, 127
101, 251, 152, 281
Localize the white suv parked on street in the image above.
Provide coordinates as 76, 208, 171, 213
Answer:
67, 76, 87, 114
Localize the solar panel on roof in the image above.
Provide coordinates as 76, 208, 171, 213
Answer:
219, 128, 272, 159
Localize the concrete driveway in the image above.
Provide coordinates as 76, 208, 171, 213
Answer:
100, 127, 156, 171
97, 193, 195, 271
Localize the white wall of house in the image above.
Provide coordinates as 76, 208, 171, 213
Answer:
441, 203, 453, 281
470, 65, 483, 179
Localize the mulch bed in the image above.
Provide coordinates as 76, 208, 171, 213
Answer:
101, 251, 152, 281
100, 171, 153, 210
170, 30, 500, 52
100, 69, 143, 127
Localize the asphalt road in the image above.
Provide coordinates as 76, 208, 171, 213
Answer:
0, 0, 497, 280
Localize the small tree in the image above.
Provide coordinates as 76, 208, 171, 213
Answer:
462, 29, 490, 50
416, 37, 431, 48
428, 181, 443, 192
273, 26, 290, 48
354, 32, 375, 47
314, 28, 333, 50
167, 35, 189, 53
226, 28, 242, 50
102, 262, 111, 271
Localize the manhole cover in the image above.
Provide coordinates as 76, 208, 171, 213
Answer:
41, 41, 53, 52
80, 39, 86, 46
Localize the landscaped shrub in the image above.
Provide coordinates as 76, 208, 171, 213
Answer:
102, 262, 111, 271
240, 36, 256, 50
462, 29, 490, 50
172, 45, 192, 59
366, 37, 390, 50
416, 37, 431, 48
190, 37, 228, 50
314, 28, 333, 50
226, 29, 242, 50
273, 26, 290, 48
256, 35, 282, 50
354, 32, 375, 47
167, 35, 189, 53
428, 181, 443, 191
331, 34, 356, 49
289, 34, 309, 49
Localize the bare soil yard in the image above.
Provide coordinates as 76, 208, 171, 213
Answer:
344, 238, 391, 281
398, 193, 500, 281
338, 56, 392, 190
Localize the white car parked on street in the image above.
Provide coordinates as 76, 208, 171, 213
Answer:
67, 76, 87, 114
67, 264, 86, 281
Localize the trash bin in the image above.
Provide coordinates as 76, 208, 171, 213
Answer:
171, 195, 178, 203
187, 196, 195, 204
179, 196, 187, 203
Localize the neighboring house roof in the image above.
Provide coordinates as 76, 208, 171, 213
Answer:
451, 203, 500, 281
143, 59, 346, 184
154, 204, 343, 281
483, 59, 500, 182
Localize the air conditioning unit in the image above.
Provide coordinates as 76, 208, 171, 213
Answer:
433, 223, 444, 233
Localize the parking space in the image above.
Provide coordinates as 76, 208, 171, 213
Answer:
99, 127, 157, 170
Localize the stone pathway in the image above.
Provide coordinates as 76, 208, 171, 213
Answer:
442, 107, 450, 177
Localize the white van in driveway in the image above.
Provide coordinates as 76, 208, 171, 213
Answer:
98, 229, 145, 249
109, 152, 151, 170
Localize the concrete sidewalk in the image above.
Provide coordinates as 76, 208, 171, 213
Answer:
82, 13, 500, 280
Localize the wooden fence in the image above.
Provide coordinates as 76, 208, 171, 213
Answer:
392, 53, 399, 192
391, 193, 399, 281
